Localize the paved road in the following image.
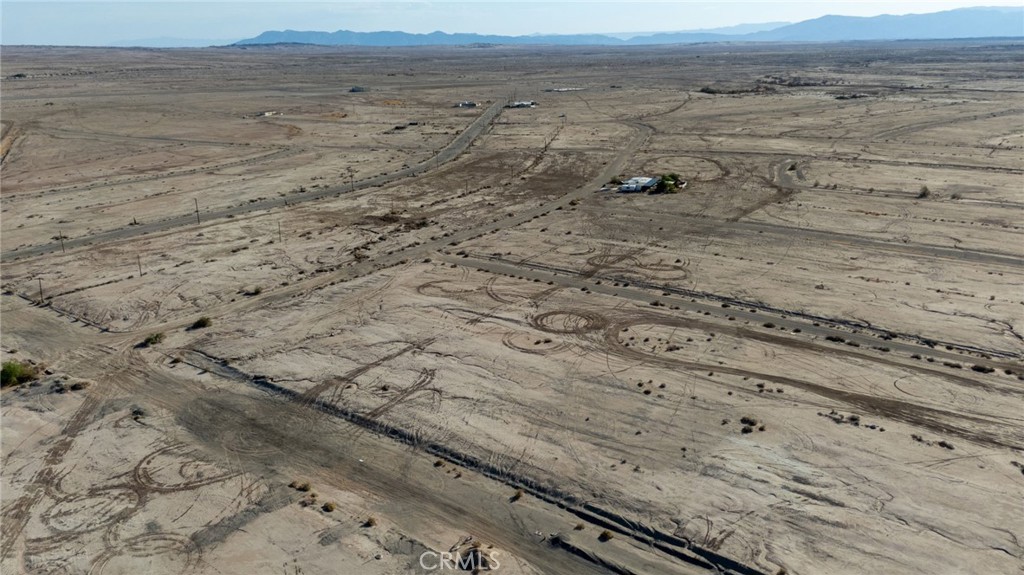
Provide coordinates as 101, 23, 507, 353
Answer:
1, 100, 505, 263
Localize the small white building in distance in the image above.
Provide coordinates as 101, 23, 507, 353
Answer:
508, 100, 538, 108
618, 176, 659, 192
454, 101, 478, 108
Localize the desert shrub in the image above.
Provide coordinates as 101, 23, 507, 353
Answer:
917, 186, 930, 199
363, 517, 377, 527
1, 360, 38, 387
971, 364, 995, 373
322, 502, 336, 512
141, 333, 165, 347
574, 523, 585, 531
598, 530, 614, 542
296, 482, 311, 492
741, 426, 754, 434
190, 317, 212, 329
510, 489, 524, 502
740, 416, 758, 426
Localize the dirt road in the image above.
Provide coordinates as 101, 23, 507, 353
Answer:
1, 100, 505, 263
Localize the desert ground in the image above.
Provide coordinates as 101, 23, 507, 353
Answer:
2, 41, 1022, 575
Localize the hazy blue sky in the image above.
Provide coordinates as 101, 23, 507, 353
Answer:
3, 1, 1022, 46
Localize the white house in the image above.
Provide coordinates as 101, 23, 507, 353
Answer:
618, 176, 659, 192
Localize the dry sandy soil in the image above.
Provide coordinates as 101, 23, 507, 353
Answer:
2, 41, 1023, 575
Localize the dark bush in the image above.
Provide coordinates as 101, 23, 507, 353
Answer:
190, 317, 212, 330
1, 360, 38, 387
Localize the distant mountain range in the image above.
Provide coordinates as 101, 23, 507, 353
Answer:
235, 7, 1024, 47
600, 22, 791, 41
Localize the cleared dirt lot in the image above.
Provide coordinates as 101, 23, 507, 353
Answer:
2, 41, 1023, 575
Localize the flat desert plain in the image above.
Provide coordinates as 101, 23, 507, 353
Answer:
1, 42, 1022, 575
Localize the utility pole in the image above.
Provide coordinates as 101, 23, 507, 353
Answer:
194, 198, 201, 225
37, 278, 43, 304
58, 231, 65, 253
137, 254, 143, 277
